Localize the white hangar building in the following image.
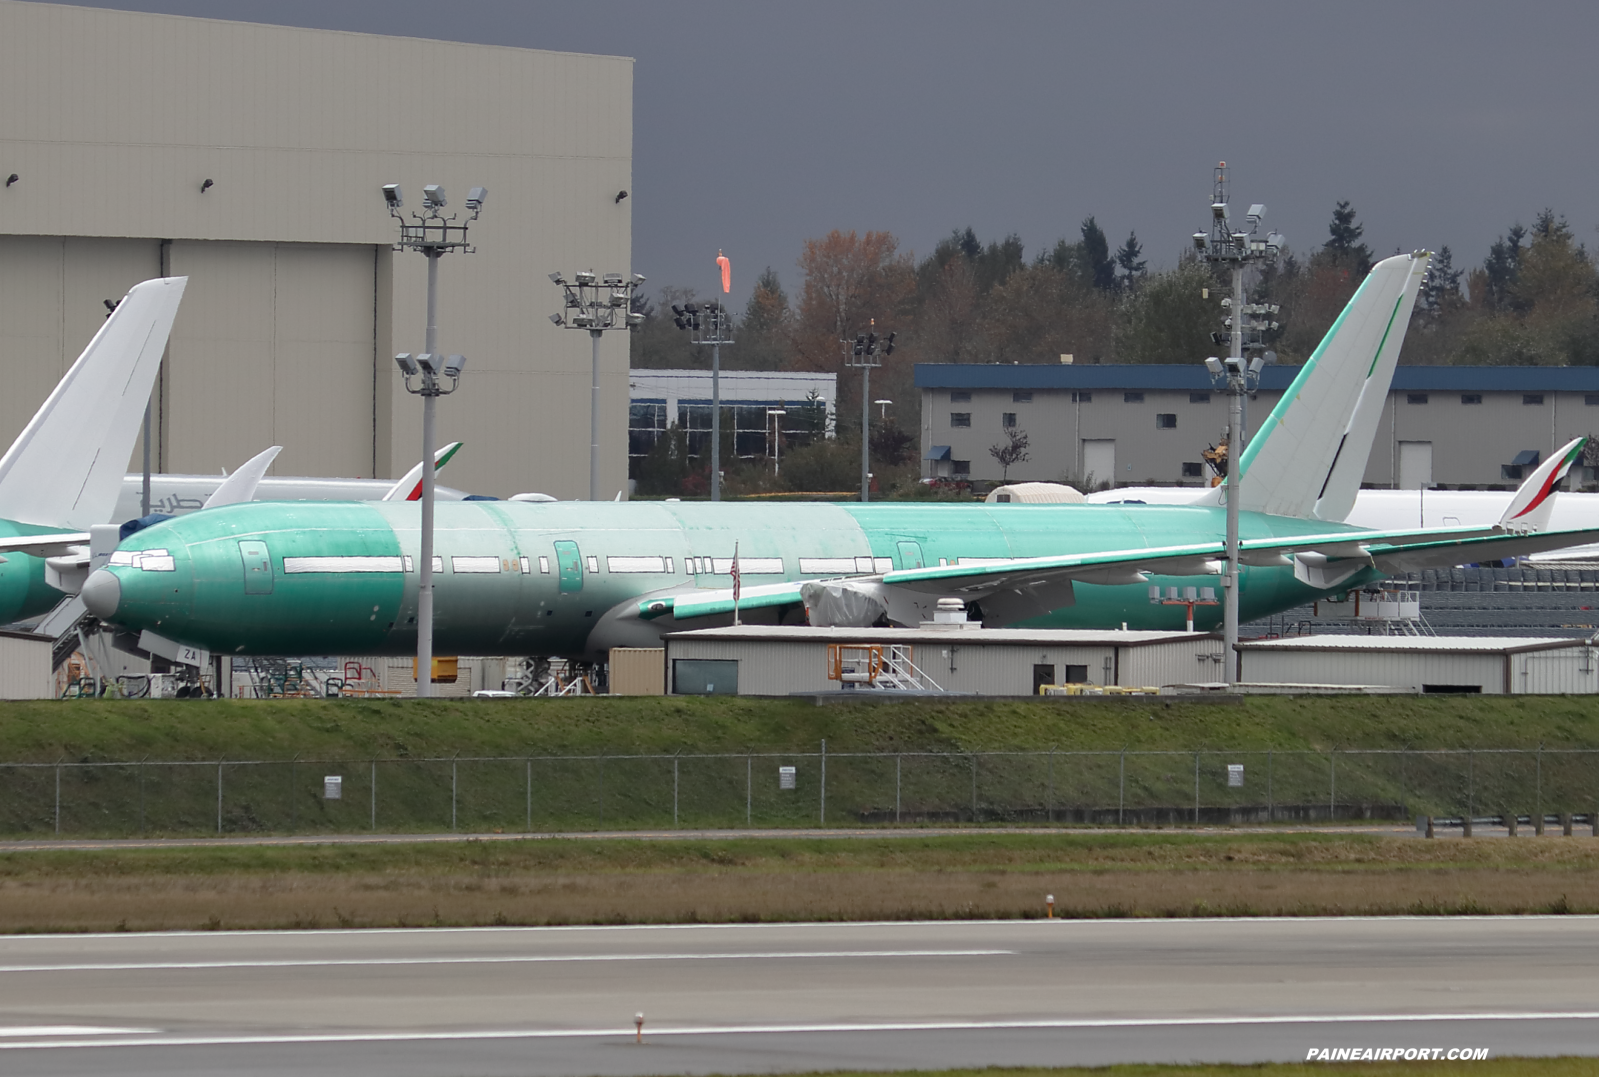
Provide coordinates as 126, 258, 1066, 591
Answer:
0, 0, 633, 499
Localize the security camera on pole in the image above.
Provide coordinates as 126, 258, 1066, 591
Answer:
1191, 162, 1282, 684
668, 252, 734, 501
550, 270, 647, 501
843, 324, 895, 502
384, 182, 486, 697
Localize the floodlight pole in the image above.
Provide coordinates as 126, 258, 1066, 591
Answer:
843, 323, 894, 503
1194, 162, 1281, 685
711, 310, 723, 501
387, 183, 484, 698
550, 271, 647, 500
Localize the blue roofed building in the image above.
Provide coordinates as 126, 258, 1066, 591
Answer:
916, 363, 1599, 489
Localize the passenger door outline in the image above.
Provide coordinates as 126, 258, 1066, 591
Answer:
553, 540, 584, 593
239, 540, 273, 595
896, 540, 925, 570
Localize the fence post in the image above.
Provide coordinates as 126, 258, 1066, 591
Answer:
970, 754, 978, 822
139, 756, 146, 835
371, 759, 376, 831
1118, 748, 1126, 826
290, 754, 298, 833
54, 763, 60, 835
526, 758, 532, 834
1193, 750, 1200, 825
745, 754, 751, 827
1329, 749, 1336, 821
599, 755, 605, 827
1399, 748, 1406, 818
1266, 748, 1273, 823
895, 754, 901, 824
1468, 749, 1474, 822
1536, 744, 1543, 828
451, 756, 458, 833
819, 739, 827, 827
216, 760, 223, 835
673, 755, 679, 828
1047, 747, 1054, 824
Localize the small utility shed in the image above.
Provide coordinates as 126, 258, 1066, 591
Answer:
0, 629, 54, 699
663, 626, 1224, 696
1237, 635, 1599, 695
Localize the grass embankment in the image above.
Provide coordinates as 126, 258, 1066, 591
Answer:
0, 695, 1597, 838
3, 831, 1598, 931
4, 693, 1599, 760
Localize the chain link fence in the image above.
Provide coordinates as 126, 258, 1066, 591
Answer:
2, 747, 1597, 838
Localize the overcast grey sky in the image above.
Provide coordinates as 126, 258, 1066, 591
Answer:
40, 0, 1599, 305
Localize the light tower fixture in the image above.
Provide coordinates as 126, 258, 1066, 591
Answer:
551, 269, 646, 501
843, 325, 895, 502
383, 179, 487, 698
1194, 161, 1281, 686
670, 275, 736, 501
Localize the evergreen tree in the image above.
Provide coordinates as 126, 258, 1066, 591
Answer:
1079, 216, 1116, 291
1323, 201, 1372, 275
1115, 231, 1146, 289
1482, 224, 1526, 310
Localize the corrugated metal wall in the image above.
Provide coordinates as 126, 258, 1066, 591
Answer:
1516, 648, 1599, 695
1241, 649, 1508, 693
0, 634, 52, 699
0, 2, 633, 498
665, 637, 1218, 696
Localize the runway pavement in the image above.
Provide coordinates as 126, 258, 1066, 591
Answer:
0, 917, 1593, 1075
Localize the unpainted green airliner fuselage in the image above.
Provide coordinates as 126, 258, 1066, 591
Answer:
90, 499, 1381, 658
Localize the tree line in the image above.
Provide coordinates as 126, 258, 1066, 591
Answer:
629, 204, 1599, 492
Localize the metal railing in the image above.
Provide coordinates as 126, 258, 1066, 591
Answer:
3, 747, 1597, 839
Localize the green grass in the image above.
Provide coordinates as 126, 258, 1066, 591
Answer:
0, 695, 1595, 838
3, 693, 1599, 763
4, 831, 1598, 931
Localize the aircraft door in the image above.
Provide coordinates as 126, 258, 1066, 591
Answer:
239, 540, 273, 595
553, 540, 584, 593
896, 540, 925, 570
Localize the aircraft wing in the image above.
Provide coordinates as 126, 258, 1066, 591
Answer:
648, 523, 1599, 629
0, 533, 90, 559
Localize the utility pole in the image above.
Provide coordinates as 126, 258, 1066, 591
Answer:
551, 270, 647, 500
1193, 162, 1282, 684
843, 325, 895, 502
385, 182, 485, 697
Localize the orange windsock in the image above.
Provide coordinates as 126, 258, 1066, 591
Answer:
717, 250, 731, 294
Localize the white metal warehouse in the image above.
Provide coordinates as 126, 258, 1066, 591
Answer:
1238, 635, 1599, 695
663, 626, 1225, 696
0, 0, 633, 499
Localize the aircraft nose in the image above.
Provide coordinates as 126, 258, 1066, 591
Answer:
81, 569, 121, 620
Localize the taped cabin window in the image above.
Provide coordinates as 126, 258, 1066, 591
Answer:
538, 556, 550, 574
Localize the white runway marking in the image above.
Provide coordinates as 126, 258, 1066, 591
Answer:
0, 948, 1011, 974
2, 1011, 1596, 1051
0, 1026, 156, 1038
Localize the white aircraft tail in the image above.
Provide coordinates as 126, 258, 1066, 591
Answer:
382, 441, 463, 501
1499, 437, 1586, 533
0, 277, 186, 529
1201, 252, 1429, 521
